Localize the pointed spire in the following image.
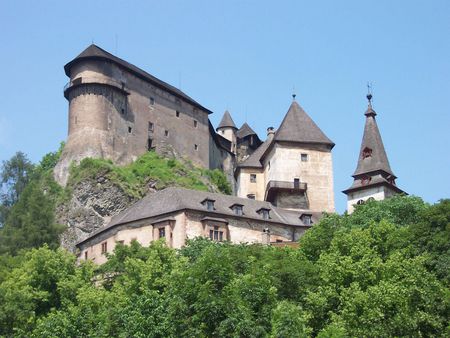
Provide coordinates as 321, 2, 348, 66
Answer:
236, 122, 257, 139
273, 100, 334, 147
217, 110, 237, 130
353, 94, 394, 177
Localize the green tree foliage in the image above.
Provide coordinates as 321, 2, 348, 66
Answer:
0, 147, 66, 255
0, 196, 448, 337
0, 152, 34, 226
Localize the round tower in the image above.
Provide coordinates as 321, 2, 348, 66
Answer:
216, 110, 238, 154
54, 45, 131, 185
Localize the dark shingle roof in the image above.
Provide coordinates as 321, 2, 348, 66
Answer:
77, 187, 321, 245
217, 110, 237, 130
236, 122, 258, 139
353, 105, 394, 177
273, 101, 334, 147
64, 44, 212, 114
237, 136, 273, 168
342, 173, 404, 194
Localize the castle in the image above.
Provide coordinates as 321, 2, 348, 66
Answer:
54, 45, 404, 263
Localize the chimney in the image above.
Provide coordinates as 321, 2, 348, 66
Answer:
266, 127, 275, 141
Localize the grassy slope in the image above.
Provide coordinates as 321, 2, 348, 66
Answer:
67, 151, 232, 199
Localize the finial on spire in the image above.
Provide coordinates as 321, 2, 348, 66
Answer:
292, 86, 296, 101
366, 82, 373, 106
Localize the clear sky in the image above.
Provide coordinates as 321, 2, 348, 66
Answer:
0, 0, 449, 213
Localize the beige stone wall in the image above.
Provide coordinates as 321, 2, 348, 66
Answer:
263, 143, 335, 212
78, 209, 306, 264
217, 128, 236, 153
236, 168, 265, 200
56, 59, 212, 185
346, 185, 397, 213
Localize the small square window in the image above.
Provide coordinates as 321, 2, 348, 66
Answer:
194, 144, 198, 151
176, 110, 180, 117
128, 127, 132, 133
301, 214, 312, 225
194, 120, 198, 128
301, 154, 308, 162
150, 97, 155, 105
250, 174, 257, 183
165, 130, 169, 137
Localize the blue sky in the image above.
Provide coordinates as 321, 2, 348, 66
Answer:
0, 0, 449, 212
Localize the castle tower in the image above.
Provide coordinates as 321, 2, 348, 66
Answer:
236, 122, 262, 162
236, 97, 335, 212
54, 44, 214, 185
343, 94, 405, 213
216, 110, 237, 154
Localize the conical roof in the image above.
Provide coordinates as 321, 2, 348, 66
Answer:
352, 104, 394, 177
273, 101, 334, 147
64, 44, 212, 114
217, 110, 237, 130
236, 122, 257, 139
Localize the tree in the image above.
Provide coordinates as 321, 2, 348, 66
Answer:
0, 152, 34, 226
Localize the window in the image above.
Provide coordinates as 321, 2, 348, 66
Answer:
301, 153, 308, 162
210, 226, 224, 242
128, 127, 132, 133
268, 161, 271, 170
294, 178, 300, 188
247, 194, 255, 200
250, 174, 257, 183
231, 204, 243, 216
362, 147, 372, 159
121, 108, 125, 115
194, 144, 198, 151
258, 208, 270, 220
357, 199, 365, 205
194, 120, 198, 128
202, 199, 215, 211
147, 138, 153, 151
301, 214, 312, 225
176, 110, 180, 117
165, 130, 169, 137
101, 242, 107, 254
148, 122, 154, 131
150, 97, 155, 105
84, 251, 88, 260
276, 239, 283, 243
158, 227, 166, 238
361, 176, 371, 186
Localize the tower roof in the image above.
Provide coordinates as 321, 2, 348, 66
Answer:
352, 102, 394, 177
64, 44, 212, 114
236, 122, 257, 139
273, 101, 334, 147
217, 110, 237, 130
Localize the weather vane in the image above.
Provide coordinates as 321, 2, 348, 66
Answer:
366, 82, 373, 105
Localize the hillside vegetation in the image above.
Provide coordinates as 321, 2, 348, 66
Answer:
0, 196, 448, 337
0, 148, 231, 254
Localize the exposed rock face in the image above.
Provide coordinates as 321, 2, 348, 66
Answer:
57, 176, 136, 253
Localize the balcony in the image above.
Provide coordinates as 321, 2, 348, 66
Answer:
264, 180, 307, 203
63, 76, 129, 99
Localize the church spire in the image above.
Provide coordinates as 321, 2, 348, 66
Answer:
343, 93, 405, 213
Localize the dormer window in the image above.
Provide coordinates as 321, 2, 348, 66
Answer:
202, 198, 215, 211
257, 208, 270, 220
362, 147, 372, 159
360, 176, 372, 186
300, 214, 312, 225
230, 204, 243, 216
247, 194, 255, 200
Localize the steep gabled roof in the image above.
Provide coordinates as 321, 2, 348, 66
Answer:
236, 122, 258, 139
352, 105, 394, 177
273, 101, 334, 147
217, 110, 237, 130
64, 44, 212, 114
